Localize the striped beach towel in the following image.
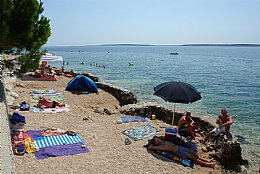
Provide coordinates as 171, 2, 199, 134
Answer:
35, 134, 84, 149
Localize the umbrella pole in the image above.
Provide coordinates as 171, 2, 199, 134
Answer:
172, 103, 176, 126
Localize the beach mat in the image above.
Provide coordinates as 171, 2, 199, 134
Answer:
123, 125, 158, 141
117, 116, 149, 124
33, 134, 84, 149
35, 142, 90, 160
32, 106, 69, 113
32, 89, 61, 95
31, 94, 64, 103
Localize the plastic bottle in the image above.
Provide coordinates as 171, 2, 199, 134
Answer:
182, 159, 192, 167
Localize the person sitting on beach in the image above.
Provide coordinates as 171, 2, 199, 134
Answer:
37, 97, 65, 108
34, 68, 43, 77
147, 136, 216, 169
178, 112, 196, 139
202, 108, 233, 143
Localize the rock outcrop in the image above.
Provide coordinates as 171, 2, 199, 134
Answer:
97, 82, 137, 106
74, 71, 99, 82
208, 134, 249, 172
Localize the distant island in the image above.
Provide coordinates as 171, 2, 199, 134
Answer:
100, 44, 155, 46
181, 44, 260, 47
100, 43, 260, 47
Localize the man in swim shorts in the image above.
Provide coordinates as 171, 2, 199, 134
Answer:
147, 136, 215, 169
203, 108, 233, 143
37, 97, 65, 108
178, 112, 196, 139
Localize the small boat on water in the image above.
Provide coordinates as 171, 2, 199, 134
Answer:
170, 52, 178, 55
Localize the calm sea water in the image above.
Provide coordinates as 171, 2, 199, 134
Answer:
46, 45, 260, 169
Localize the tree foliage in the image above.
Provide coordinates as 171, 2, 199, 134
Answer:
0, 0, 51, 74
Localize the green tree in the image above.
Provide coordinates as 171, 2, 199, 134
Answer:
0, 0, 14, 51
0, 0, 51, 74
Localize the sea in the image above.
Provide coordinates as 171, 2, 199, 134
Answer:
45, 45, 260, 170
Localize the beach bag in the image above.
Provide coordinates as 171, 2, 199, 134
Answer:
10, 112, 26, 124
20, 101, 30, 111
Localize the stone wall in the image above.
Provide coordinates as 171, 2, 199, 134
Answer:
0, 73, 13, 174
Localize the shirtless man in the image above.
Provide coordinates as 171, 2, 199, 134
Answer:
37, 97, 65, 108
148, 136, 215, 169
178, 112, 196, 139
203, 108, 233, 143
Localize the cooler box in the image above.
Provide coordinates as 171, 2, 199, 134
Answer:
165, 128, 178, 141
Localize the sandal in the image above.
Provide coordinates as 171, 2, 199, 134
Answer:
125, 138, 132, 145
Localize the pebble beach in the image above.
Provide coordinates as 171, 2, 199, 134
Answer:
0, 73, 225, 174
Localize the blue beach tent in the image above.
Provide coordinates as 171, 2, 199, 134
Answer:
65, 75, 98, 93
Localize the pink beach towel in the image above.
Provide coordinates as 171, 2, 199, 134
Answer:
41, 107, 69, 113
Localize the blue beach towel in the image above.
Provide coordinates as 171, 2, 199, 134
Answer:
117, 116, 149, 124
159, 152, 194, 168
34, 134, 84, 149
123, 125, 158, 141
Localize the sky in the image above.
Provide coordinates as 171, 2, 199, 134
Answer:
42, 0, 260, 46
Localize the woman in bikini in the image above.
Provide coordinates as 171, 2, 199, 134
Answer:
37, 97, 65, 108
148, 136, 216, 169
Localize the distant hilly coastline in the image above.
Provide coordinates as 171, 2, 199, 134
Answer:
44, 43, 260, 47
181, 44, 260, 47
100, 43, 260, 47
101, 44, 154, 46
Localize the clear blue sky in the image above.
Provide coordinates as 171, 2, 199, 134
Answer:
42, 0, 260, 46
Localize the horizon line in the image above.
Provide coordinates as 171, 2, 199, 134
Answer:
44, 43, 260, 47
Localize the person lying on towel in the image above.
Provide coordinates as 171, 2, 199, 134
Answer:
147, 136, 216, 169
37, 97, 65, 108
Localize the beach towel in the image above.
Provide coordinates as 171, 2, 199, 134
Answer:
32, 89, 57, 94
123, 125, 158, 141
26, 130, 43, 139
41, 107, 70, 114
34, 134, 84, 149
154, 151, 194, 168
170, 136, 198, 153
31, 94, 64, 103
117, 116, 149, 124
35, 142, 90, 160
31, 89, 63, 96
